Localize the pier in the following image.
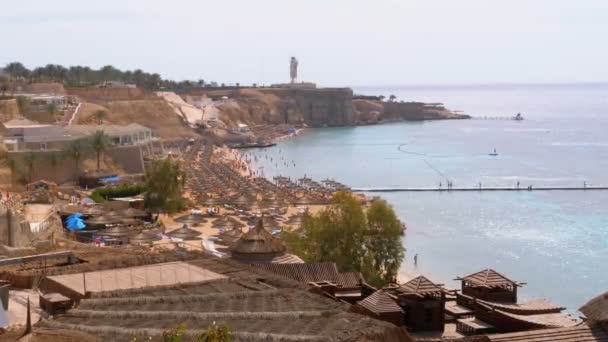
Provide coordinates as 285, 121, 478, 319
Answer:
470, 116, 522, 120
352, 186, 608, 193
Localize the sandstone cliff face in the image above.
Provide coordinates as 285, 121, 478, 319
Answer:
0, 99, 19, 122
353, 99, 469, 123
66, 87, 196, 138
187, 87, 355, 127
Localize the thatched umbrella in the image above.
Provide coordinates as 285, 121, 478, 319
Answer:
174, 213, 208, 224
85, 214, 122, 226
80, 206, 105, 216
230, 217, 286, 256
218, 228, 242, 245
120, 217, 143, 226
100, 225, 136, 237
229, 193, 256, 207
202, 197, 225, 207
121, 207, 148, 218
129, 231, 162, 244
59, 204, 84, 216
212, 217, 234, 229
167, 224, 202, 240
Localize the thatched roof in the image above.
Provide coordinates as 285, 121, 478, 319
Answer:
167, 225, 202, 240
456, 269, 522, 289
129, 231, 161, 244
99, 225, 136, 237
174, 213, 207, 224
35, 255, 410, 342
229, 217, 286, 256
580, 291, 608, 323
85, 215, 122, 225
120, 208, 148, 217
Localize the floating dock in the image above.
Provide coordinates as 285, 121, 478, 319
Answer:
353, 186, 608, 193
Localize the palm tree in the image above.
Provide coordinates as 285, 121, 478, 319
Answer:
47, 103, 58, 119
388, 94, 397, 102
93, 110, 108, 124
47, 152, 62, 181
23, 152, 37, 183
66, 139, 87, 178
6, 158, 17, 186
90, 131, 110, 171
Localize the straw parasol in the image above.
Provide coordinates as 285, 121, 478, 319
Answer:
85, 214, 122, 226
59, 204, 84, 216
174, 213, 208, 224
99, 225, 137, 237
167, 224, 202, 240
218, 228, 242, 245
212, 217, 234, 229
80, 206, 105, 216
129, 231, 162, 244
121, 207, 148, 218
229, 193, 256, 207
202, 197, 225, 207
230, 217, 286, 256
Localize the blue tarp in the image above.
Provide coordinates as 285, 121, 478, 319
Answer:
100, 176, 120, 183
66, 213, 86, 230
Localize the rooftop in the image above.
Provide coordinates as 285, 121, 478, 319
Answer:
456, 269, 521, 288
386, 275, 445, 298
356, 290, 403, 314
33, 251, 409, 341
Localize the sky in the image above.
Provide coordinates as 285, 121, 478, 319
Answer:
2, 0, 608, 87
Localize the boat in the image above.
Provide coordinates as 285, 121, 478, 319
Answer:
514, 113, 524, 121
229, 142, 277, 149
489, 148, 498, 156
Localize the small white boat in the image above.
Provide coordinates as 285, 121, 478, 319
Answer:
489, 148, 498, 156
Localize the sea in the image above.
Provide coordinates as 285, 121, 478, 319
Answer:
246, 83, 608, 313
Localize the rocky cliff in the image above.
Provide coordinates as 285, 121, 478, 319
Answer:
187, 87, 355, 127
353, 99, 469, 124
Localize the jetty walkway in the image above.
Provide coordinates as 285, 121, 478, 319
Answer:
353, 186, 608, 193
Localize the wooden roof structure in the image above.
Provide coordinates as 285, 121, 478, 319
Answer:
357, 290, 403, 315
488, 324, 608, 342
387, 275, 445, 299
34, 253, 411, 341
456, 269, 523, 289
253, 262, 362, 288
580, 291, 608, 323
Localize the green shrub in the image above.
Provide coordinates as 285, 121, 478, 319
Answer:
91, 183, 147, 203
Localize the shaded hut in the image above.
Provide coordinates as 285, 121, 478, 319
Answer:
455, 269, 524, 303
167, 225, 202, 240
129, 231, 162, 245
174, 213, 208, 225
229, 217, 302, 264
384, 275, 446, 332
218, 228, 243, 245
353, 290, 404, 326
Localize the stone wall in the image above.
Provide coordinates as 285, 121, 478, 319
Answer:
0, 207, 33, 247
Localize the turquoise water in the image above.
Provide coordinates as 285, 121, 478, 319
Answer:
246, 84, 608, 313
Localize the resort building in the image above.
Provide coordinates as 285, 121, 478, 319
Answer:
455, 269, 523, 303
1, 118, 74, 152
451, 268, 577, 336
67, 123, 153, 146
15, 250, 410, 341
384, 275, 448, 332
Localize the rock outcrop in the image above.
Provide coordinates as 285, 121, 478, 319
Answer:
354, 99, 469, 124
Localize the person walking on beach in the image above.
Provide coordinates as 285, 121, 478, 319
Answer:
414, 253, 418, 266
